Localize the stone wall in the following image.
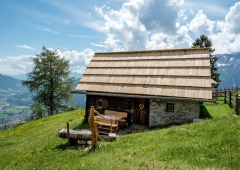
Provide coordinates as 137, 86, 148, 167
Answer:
149, 98, 200, 127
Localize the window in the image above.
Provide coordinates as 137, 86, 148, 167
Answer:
96, 98, 108, 110
166, 103, 174, 112
97, 99, 103, 109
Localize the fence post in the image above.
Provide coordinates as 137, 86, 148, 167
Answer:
224, 89, 227, 104
215, 89, 218, 100
236, 94, 239, 115
229, 91, 232, 108
5, 124, 7, 130
67, 122, 70, 148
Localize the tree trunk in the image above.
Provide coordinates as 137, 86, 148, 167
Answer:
58, 129, 116, 142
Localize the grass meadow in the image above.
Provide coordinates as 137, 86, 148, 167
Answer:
0, 101, 239, 169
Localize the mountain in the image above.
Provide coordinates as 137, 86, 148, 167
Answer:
67, 77, 86, 108
217, 52, 240, 88
0, 74, 27, 91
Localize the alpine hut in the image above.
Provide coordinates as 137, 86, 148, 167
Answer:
74, 48, 212, 127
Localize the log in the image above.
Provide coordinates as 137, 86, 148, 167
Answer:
58, 129, 117, 142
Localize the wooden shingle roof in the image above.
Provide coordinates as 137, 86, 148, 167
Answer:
76, 48, 212, 100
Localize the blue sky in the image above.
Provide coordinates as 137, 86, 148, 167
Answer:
0, 0, 240, 79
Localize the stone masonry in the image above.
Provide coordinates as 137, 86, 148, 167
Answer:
149, 98, 200, 127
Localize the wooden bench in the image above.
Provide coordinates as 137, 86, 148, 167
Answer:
104, 110, 127, 127
94, 116, 119, 133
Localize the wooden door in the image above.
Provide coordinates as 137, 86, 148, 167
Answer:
135, 99, 149, 125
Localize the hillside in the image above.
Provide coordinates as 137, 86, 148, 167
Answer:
0, 103, 239, 169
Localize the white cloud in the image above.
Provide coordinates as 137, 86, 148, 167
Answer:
56, 48, 94, 73
210, 2, 240, 54
0, 55, 34, 75
139, 0, 179, 34
91, 43, 107, 48
0, 49, 94, 76
95, 0, 185, 51
146, 25, 192, 49
183, 1, 229, 18
63, 19, 70, 24
14, 45, 34, 50
225, 2, 240, 35
33, 25, 60, 34
189, 10, 215, 36
95, 1, 148, 51
93, 0, 240, 54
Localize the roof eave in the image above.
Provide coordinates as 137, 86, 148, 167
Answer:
71, 90, 214, 102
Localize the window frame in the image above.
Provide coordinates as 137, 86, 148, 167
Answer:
96, 98, 108, 110
166, 103, 174, 112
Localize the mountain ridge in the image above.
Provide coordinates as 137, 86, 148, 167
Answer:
217, 51, 240, 88
0, 74, 27, 91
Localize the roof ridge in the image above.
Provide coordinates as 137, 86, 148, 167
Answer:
95, 48, 209, 55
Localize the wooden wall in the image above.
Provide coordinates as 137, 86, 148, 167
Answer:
85, 95, 150, 125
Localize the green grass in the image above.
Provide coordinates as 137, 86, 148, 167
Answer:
0, 104, 239, 169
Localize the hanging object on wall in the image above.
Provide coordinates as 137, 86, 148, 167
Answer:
139, 104, 144, 110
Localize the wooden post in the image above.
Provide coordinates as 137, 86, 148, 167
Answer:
66, 122, 70, 148
216, 88, 218, 100
5, 124, 7, 130
224, 89, 227, 104
236, 94, 239, 115
110, 119, 113, 133
84, 95, 89, 123
89, 106, 98, 150
229, 91, 232, 108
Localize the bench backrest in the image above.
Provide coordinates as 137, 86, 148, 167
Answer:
94, 116, 118, 124
104, 110, 127, 118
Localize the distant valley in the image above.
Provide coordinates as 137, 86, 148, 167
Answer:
0, 74, 85, 129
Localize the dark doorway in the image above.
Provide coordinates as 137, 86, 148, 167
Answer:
135, 98, 149, 126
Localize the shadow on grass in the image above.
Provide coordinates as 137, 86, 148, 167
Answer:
200, 104, 212, 119
73, 121, 89, 130
55, 143, 69, 150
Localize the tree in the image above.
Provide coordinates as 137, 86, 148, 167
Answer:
30, 101, 45, 119
191, 34, 221, 88
22, 46, 74, 115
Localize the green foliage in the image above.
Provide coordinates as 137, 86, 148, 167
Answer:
0, 105, 239, 169
30, 101, 45, 118
191, 34, 221, 88
22, 46, 75, 115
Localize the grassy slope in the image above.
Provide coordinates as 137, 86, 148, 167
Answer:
0, 103, 239, 170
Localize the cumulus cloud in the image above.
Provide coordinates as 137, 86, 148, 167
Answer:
209, 2, 240, 54
56, 48, 94, 73
139, 0, 179, 34
0, 55, 34, 75
0, 49, 94, 76
225, 2, 240, 35
189, 10, 215, 35
94, 0, 186, 51
95, 1, 148, 51
146, 25, 192, 49
93, 0, 240, 54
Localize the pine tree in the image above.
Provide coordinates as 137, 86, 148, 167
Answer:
191, 34, 221, 88
22, 46, 74, 115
